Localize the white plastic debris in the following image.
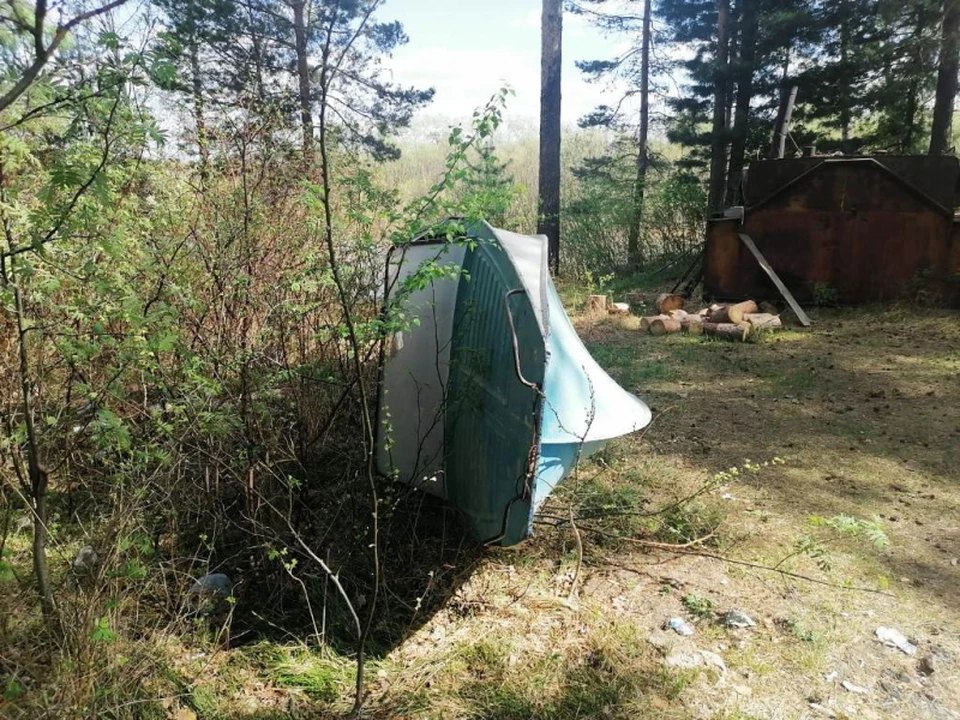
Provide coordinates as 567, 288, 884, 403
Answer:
721, 610, 757, 628
666, 617, 695, 636
841, 680, 869, 695
875, 627, 917, 656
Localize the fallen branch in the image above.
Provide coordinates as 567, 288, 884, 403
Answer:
673, 549, 897, 597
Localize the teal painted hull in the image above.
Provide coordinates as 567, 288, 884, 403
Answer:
376, 223, 651, 546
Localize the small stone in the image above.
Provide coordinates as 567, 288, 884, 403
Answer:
809, 702, 837, 718
699, 650, 727, 672
189, 573, 233, 600
918, 655, 935, 676
665, 617, 695, 636
72, 546, 100, 574
664, 649, 726, 673
664, 652, 701, 669
721, 610, 756, 628
841, 680, 869, 695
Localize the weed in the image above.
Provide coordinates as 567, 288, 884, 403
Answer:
682, 594, 716, 620
655, 502, 723, 545
812, 282, 839, 306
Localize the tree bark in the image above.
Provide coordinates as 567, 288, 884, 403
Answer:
292, 0, 314, 162
903, 12, 926, 152
0, 0, 130, 115
725, 0, 758, 206
10, 271, 57, 624
189, 41, 209, 182
650, 318, 682, 335
708, 0, 732, 214
626, 0, 652, 272
840, 3, 852, 144
703, 321, 751, 340
538, 0, 563, 274
930, 0, 960, 155
656, 292, 685, 313
770, 52, 797, 159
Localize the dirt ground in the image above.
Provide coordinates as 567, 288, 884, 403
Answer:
351, 303, 960, 720
144, 303, 959, 720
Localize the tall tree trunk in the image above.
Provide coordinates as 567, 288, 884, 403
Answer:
292, 0, 313, 162
538, 0, 563, 274
930, 0, 960, 155
769, 53, 796, 158
708, 0, 732, 214
839, 3, 852, 144
725, 0, 758, 206
627, 0, 652, 272
9, 269, 57, 625
903, 12, 926, 152
189, 41, 209, 183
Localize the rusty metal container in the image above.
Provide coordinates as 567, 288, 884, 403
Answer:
705, 156, 960, 305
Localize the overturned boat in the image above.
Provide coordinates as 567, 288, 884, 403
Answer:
376, 222, 651, 546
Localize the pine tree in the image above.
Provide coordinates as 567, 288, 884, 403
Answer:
152, 0, 433, 162
930, 0, 960, 154
574, 0, 659, 270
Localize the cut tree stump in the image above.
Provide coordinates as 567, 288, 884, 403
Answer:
608, 302, 630, 315
743, 313, 782, 330
586, 295, 608, 315
640, 315, 670, 331
703, 321, 751, 341
650, 318, 682, 335
656, 293, 686, 314
681, 317, 704, 336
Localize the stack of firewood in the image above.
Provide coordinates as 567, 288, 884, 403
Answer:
639, 293, 782, 341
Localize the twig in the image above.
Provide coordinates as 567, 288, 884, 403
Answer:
567, 505, 584, 601
676, 549, 896, 597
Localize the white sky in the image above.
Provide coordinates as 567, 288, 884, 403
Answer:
383, 0, 635, 128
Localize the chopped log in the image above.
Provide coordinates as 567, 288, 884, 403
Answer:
743, 312, 782, 330
585, 295, 608, 315
608, 302, 630, 315
705, 303, 729, 320
681, 317, 704, 336
640, 314, 669, 331
703, 321, 751, 341
697, 307, 713, 318
728, 300, 760, 324
656, 293, 685, 314
668, 309, 689, 321
650, 318, 682, 336
711, 300, 758, 324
